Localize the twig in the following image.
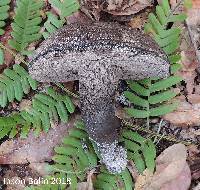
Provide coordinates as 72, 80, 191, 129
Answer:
153, 119, 163, 143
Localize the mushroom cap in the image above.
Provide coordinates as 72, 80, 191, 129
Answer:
29, 22, 170, 82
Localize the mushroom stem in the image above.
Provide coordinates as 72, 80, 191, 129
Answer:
79, 62, 127, 173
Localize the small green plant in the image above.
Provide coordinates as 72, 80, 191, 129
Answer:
8, 0, 43, 53
0, 0, 10, 35
125, 0, 188, 125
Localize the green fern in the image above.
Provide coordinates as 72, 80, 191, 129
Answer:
0, 64, 37, 107
42, 12, 65, 39
8, 0, 43, 53
0, 0, 10, 35
144, 0, 187, 73
124, 77, 181, 119
125, 0, 187, 121
0, 48, 4, 65
0, 114, 31, 139
94, 167, 134, 190
121, 128, 156, 173
27, 121, 98, 190
49, 0, 80, 18
0, 87, 75, 139
20, 87, 75, 133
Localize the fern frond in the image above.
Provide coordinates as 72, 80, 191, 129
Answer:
0, 64, 37, 107
0, 0, 10, 35
121, 129, 156, 173
0, 86, 75, 138
0, 114, 32, 139
49, 0, 80, 18
144, 0, 187, 69
42, 12, 65, 39
8, 0, 43, 53
124, 78, 180, 118
19, 87, 75, 133
94, 167, 134, 190
125, 0, 187, 120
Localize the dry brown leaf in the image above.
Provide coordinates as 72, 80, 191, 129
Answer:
29, 163, 51, 176
129, 8, 151, 29
0, 25, 15, 69
73, 169, 95, 190
178, 25, 198, 94
186, 3, 200, 69
0, 115, 79, 164
192, 0, 200, 9
134, 169, 153, 190
141, 144, 191, 190
104, 0, 152, 16
163, 95, 200, 126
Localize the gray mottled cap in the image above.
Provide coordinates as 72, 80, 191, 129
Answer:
29, 22, 170, 82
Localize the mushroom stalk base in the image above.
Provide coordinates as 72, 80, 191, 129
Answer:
91, 139, 127, 174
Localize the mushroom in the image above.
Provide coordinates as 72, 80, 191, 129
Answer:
29, 22, 170, 174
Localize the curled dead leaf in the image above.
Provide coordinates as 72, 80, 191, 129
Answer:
148, 144, 191, 190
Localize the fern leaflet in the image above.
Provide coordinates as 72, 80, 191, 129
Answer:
8, 0, 43, 53
42, 12, 65, 39
0, 87, 75, 139
0, 64, 37, 107
0, 48, 4, 65
49, 0, 80, 18
0, 114, 31, 139
21, 87, 75, 133
144, 0, 187, 72
0, 0, 10, 35
121, 129, 156, 173
94, 167, 134, 190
